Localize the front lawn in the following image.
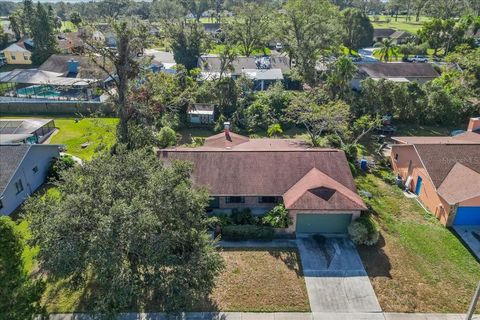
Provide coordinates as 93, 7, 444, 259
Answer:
203, 249, 310, 312
50, 117, 118, 160
41, 248, 310, 313
355, 173, 480, 313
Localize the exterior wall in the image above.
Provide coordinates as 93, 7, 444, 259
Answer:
213, 196, 279, 215
0, 145, 59, 215
4, 50, 32, 65
391, 144, 453, 226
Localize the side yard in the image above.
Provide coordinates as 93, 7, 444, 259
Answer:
356, 173, 480, 313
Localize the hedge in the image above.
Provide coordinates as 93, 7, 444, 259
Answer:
221, 224, 275, 241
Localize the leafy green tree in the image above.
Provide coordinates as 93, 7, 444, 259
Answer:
168, 21, 209, 70
278, 0, 341, 85
0, 25, 8, 49
181, 0, 212, 21
97, 0, 133, 18
69, 11, 82, 26
22, 0, 35, 34
341, 8, 374, 54
157, 126, 178, 148
0, 217, 45, 320
8, 10, 24, 41
152, 0, 185, 21
225, 3, 271, 57
374, 38, 398, 62
285, 88, 350, 146
24, 148, 224, 316
82, 19, 149, 145
267, 123, 283, 137
398, 43, 414, 60
351, 115, 381, 144
31, 3, 59, 65
419, 18, 466, 56
326, 56, 357, 100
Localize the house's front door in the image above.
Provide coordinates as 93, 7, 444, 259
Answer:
415, 176, 423, 195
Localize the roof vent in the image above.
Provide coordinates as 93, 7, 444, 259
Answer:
309, 187, 336, 201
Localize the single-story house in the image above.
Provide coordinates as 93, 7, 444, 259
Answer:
0, 143, 60, 215
198, 55, 290, 90
373, 28, 396, 43
390, 30, 413, 44
352, 62, 440, 90
1, 43, 32, 65
159, 126, 367, 234
39, 54, 110, 80
390, 117, 480, 226
187, 103, 215, 125
144, 49, 177, 74
0, 118, 56, 144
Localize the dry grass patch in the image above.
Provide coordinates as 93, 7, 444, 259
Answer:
203, 249, 310, 312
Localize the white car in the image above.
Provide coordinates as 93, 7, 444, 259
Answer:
275, 43, 283, 50
410, 55, 428, 63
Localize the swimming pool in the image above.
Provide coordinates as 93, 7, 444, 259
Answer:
16, 85, 61, 98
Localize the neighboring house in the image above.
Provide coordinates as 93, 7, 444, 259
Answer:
39, 54, 110, 80
187, 103, 215, 125
144, 49, 177, 74
0, 118, 56, 144
198, 55, 290, 91
373, 28, 396, 43
390, 117, 480, 226
1, 43, 32, 65
390, 30, 413, 44
0, 144, 60, 215
352, 62, 440, 90
159, 125, 367, 234
56, 32, 84, 54
203, 23, 222, 35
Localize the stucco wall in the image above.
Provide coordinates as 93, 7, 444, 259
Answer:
460, 195, 480, 207
4, 50, 32, 65
0, 145, 59, 215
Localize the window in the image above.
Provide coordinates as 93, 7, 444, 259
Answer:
0, 199, 3, 210
208, 197, 220, 209
226, 196, 245, 204
32, 166, 39, 173
15, 179, 24, 194
258, 196, 277, 204
394, 153, 399, 161
24, 54, 30, 61
11, 54, 16, 61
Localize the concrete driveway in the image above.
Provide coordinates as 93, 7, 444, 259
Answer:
296, 235, 382, 314
453, 226, 480, 261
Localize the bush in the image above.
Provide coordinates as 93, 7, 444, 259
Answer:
262, 204, 291, 228
157, 126, 177, 148
348, 215, 379, 246
209, 213, 231, 227
48, 154, 75, 181
342, 143, 358, 163
230, 208, 256, 225
222, 225, 274, 241
325, 134, 342, 148
267, 123, 283, 137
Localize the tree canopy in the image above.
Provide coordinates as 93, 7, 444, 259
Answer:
24, 148, 224, 315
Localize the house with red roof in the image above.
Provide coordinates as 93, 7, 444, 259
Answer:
159, 124, 367, 234
390, 117, 480, 226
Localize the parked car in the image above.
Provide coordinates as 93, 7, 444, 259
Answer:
275, 42, 283, 50
410, 55, 428, 63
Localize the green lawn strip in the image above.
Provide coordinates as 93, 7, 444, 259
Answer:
394, 123, 455, 136
49, 117, 118, 160
355, 173, 480, 312
60, 21, 78, 33
369, 15, 432, 34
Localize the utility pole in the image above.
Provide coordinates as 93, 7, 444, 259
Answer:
466, 281, 480, 320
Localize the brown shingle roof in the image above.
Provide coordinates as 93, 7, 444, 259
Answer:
203, 132, 250, 148
373, 28, 396, 38
437, 163, 480, 204
283, 168, 367, 211
39, 54, 110, 79
414, 144, 480, 188
357, 62, 439, 78
159, 148, 364, 211
393, 131, 480, 144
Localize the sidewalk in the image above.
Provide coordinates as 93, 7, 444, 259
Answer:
48, 312, 480, 320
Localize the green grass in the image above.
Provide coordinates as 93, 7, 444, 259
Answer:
356, 173, 480, 312
60, 21, 77, 33
394, 122, 456, 136
49, 117, 118, 160
369, 15, 431, 34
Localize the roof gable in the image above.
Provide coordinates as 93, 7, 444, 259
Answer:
0, 144, 31, 194
437, 163, 480, 204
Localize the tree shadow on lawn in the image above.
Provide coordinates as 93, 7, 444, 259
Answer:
268, 248, 304, 278
356, 233, 392, 279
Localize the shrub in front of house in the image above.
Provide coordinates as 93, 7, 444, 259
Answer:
221, 225, 275, 241
230, 208, 257, 225
348, 215, 379, 246
48, 154, 75, 181
157, 126, 177, 148
262, 204, 291, 228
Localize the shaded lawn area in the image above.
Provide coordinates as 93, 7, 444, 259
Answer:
49, 117, 118, 160
369, 15, 431, 34
355, 173, 480, 313
41, 248, 310, 313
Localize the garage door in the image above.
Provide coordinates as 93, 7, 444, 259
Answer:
296, 213, 352, 233
453, 207, 480, 225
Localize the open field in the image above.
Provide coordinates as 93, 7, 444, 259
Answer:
369, 15, 432, 34
355, 173, 480, 313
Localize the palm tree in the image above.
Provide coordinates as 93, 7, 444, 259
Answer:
374, 38, 399, 62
